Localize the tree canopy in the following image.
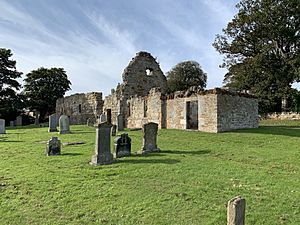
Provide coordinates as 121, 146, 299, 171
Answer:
213, 0, 300, 112
166, 61, 207, 93
0, 48, 23, 121
24, 67, 71, 120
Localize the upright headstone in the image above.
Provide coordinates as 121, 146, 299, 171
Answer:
59, 115, 70, 134
10, 121, 15, 126
48, 114, 58, 132
117, 114, 124, 131
99, 114, 107, 123
111, 125, 117, 136
114, 133, 131, 158
0, 119, 5, 134
16, 116, 22, 126
140, 122, 160, 154
87, 118, 93, 126
90, 122, 114, 165
227, 196, 246, 225
46, 137, 61, 156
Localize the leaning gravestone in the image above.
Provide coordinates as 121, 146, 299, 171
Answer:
0, 119, 5, 134
59, 115, 70, 134
114, 133, 131, 158
111, 125, 117, 136
90, 122, 114, 165
227, 196, 246, 225
48, 114, 58, 132
46, 137, 61, 156
140, 122, 160, 154
117, 114, 124, 131
16, 116, 22, 126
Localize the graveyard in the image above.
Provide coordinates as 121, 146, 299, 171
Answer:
0, 120, 299, 225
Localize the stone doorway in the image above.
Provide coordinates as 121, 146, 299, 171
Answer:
106, 109, 112, 124
186, 101, 198, 130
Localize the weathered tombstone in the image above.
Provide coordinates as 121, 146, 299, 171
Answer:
16, 116, 22, 126
10, 121, 15, 126
99, 114, 107, 123
59, 115, 70, 134
48, 114, 58, 132
90, 122, 114, 165
0, 119, 5, 134
227, 196, 246, 225
114, 133, 131, 158
111, 125, 117, 136
140, 122, 160, 154
46, 137, 61, 156
86, 118, 93, 126
117, 114, 124, 131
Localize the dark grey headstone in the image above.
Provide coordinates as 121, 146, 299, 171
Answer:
59, 115, 70, 134
111, 125, 117, 136
90, 122, 113, 165
117, 114, 124, 131
48, 114, 58, 132
46, 137, 61, 156
114, 133, 131, 158
140, 122, 160, 154
0, 119, 5, 134
16, 116, 22, 126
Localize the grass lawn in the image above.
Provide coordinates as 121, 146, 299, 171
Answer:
0, 120, 299, 225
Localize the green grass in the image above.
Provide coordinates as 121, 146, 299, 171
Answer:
0, 120, 299, 225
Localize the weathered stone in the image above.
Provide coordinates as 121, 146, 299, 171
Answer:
56, 92, 103, 125
48, 114, 58, 132
111, 125, 117, 136
114, 133, 131, 158
99, 114, 107, 123
117, 114, 124, 131
46, 137, 61, 156
227, 196, 246, 225
140, 122, 160, 154
16, 116, 22, 126
10, 121, 15, 126
90, 122, 113, 165
86, 118, 93, 126
0, 119, 5, 134
59, 115, 70, 134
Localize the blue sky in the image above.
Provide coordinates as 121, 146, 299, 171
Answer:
0, 0, 239, 96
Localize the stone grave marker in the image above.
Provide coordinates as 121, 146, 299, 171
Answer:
16, 116, 22, 126
0, 119, 5, 134
59, 115, 70, 134
99, 114, 107, 123
117, 114, 124, 131
10, 121, 15, 126
48, 114, 58, 132
227, 196, 246, 225
114, 133, 131, 158
46, 137, 61, 156
111, 125, 117, 136
140, 122, 160, 154
90, 122, 113, 165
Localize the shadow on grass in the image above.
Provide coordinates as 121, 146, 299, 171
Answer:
61, 152, 83, 156
161, 149, 211, 155
0, 137, 23, 142
116, 158, 180, 164
232, 126, 300, 137
71, 131, 95, 134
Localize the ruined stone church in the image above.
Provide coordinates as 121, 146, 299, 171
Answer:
56, 51, 258, 133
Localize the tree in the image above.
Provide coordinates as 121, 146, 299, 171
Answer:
0, 48, 23, 122
166, 61, 207, 93
24, 67, 71, 121
213, 0, 300, 112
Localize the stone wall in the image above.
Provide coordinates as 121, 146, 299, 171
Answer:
56, 92, 103, 125
217, 92, 259, 132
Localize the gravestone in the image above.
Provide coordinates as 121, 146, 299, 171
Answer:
99, 114, 107, 123
16, 116, 22, 126
90, 122, 114, 165
114, 133, 131, 158
227, 196, 246, 225
48, 114, 58, 132
86, 118, 93, 126
117, 114, 124, 131
111, 125, 117, 136
10, 121, 15, 126
59, 115, 70, 134
140, 122, 160, 154
0, 119, 5, 134
46, 137, 61, 156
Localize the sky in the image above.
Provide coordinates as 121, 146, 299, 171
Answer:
0, 0, 240, 96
